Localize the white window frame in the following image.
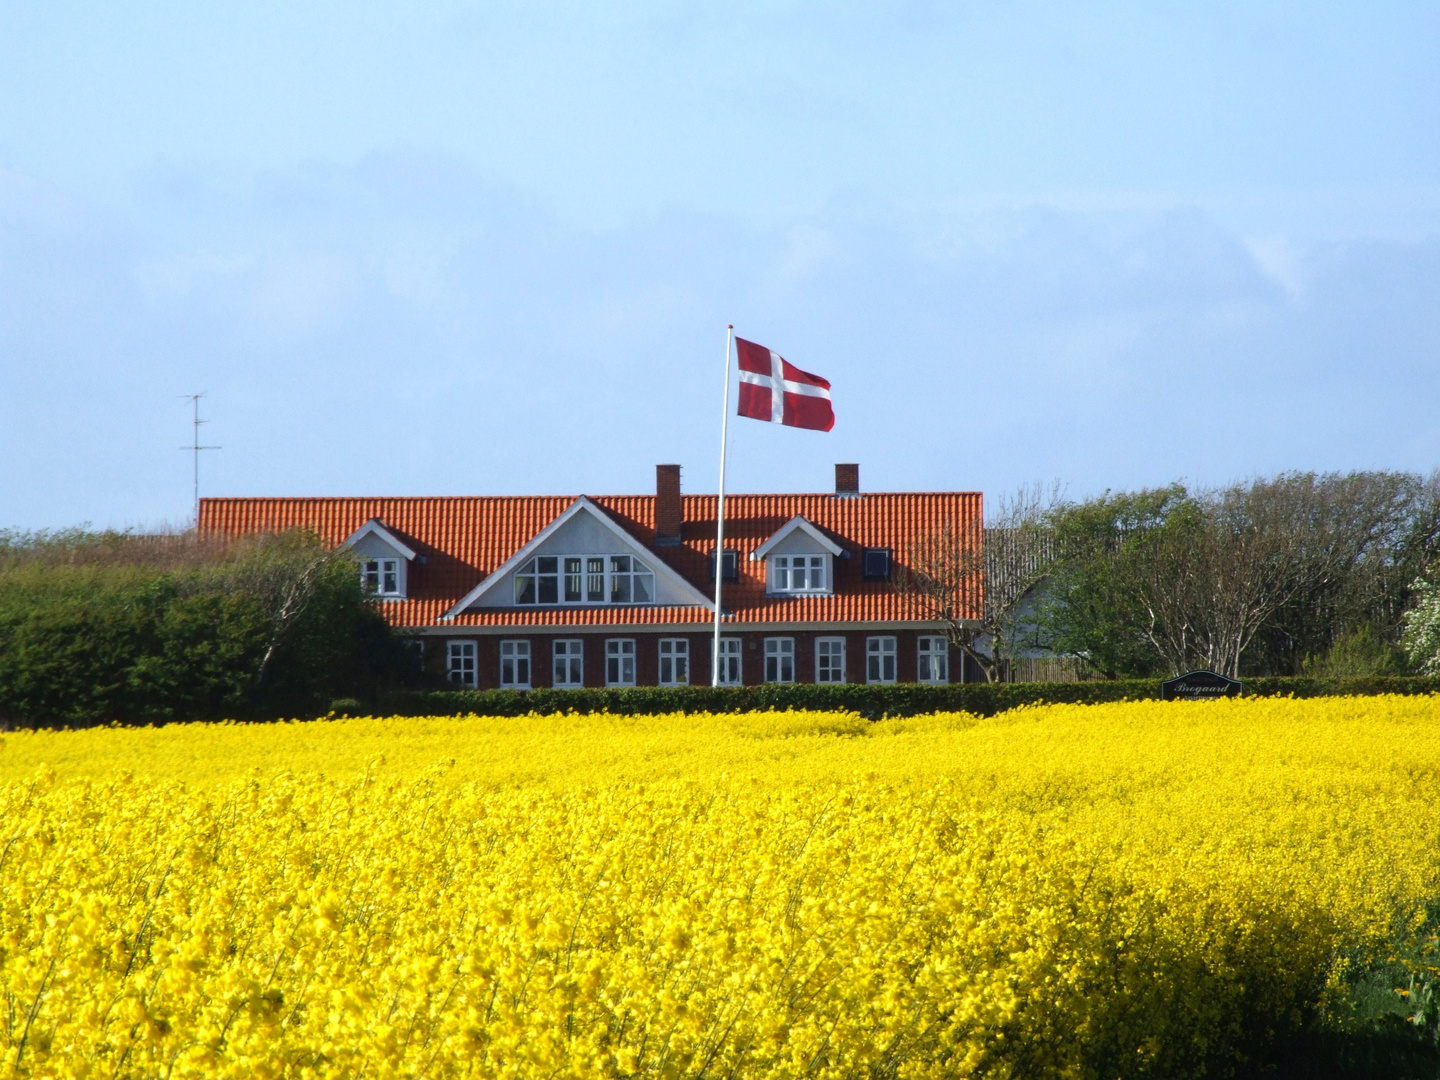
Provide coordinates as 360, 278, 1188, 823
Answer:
553, 639, 585, 688
768, 554, 829, 595
362, 557, 402, 597
764, 638, 795, 684
447, 640, 477, 688
917, 636, 949, 685
815, 637, 846, 684
866, 636, 898, 684
713, 637, 743, 686
515, 554, 656, 606
499, 639, 531, 690
605, 639, 636, 687
658, 638, 690, 686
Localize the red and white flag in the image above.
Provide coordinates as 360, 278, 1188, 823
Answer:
734, 337, 834, 431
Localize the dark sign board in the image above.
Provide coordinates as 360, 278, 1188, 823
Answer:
1160, 670, 1243, 701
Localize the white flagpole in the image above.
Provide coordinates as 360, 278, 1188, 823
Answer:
712, 324, 734, 686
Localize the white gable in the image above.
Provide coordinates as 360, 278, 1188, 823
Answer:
530, 510, 637, 559
443, 497, 714, 618
343, 519, 417, 561
751, 516, 844, 561
766, 528, 833, 558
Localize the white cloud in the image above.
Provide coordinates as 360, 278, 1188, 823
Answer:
2, 156, 1439, 527
249, 250, 363, 334
1243, 235, 1309, 297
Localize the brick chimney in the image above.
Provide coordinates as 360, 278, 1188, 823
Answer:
656, 464, 682, 545
835, 463, 860, 497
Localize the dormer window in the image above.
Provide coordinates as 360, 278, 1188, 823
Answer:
752, 515, 844, 598
344, 519, 416, 601
863, 548, 892, 580
708, 549, 739, 583
771, 554, 828, 594
362, 558, 401, 597
514, 554, 656, 606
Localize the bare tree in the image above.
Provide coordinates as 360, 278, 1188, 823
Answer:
895, 484, 1061, 682
224, 531, 358, 692
1125, 475, 1357, 678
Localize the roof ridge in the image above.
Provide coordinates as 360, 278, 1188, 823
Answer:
202, 491, 981, 502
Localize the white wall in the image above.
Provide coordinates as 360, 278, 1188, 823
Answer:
472, 509, 703, 609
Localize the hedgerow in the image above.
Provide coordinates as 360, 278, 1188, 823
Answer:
378, 674, 1440, 720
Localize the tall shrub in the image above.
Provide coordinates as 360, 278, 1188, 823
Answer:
0, 530, 406, 726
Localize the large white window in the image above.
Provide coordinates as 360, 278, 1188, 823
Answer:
918, 636, 949, 684
764, 638, 795, 683
770, 555, 827, 594
605, 639, 636, 686
815, 637, 846, 684
500, 640, 531, 689
362, 558, 401, 597
658, 639, 689, 686
713, 637, 743, 686
553, 639, 584, 688
866, 636, 898, 684
447, 640, 477, 687
516, 554, 655, 606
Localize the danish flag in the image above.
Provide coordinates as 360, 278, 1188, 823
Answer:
734, 337, 834, 432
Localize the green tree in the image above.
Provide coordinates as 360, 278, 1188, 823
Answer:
1042, 473, 1440, 680
1039, 487, 1184, 679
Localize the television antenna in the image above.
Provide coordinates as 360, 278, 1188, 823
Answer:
180, 393, 221, 527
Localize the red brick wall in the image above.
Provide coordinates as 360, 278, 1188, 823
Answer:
432, 630, 962, 689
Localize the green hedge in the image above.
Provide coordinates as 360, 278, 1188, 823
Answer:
377, 675, 1440, 721
0, 536, 415, 729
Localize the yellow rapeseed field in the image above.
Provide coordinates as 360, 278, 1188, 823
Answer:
3, 696, 1440, 1078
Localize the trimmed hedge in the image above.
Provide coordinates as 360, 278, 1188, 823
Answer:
376, 675, 1440, 721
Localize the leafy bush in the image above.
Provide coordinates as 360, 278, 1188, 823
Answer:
1302, 624, 1409, 677
1404, 572, 1440, 676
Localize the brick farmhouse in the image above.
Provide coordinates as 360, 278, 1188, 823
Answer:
199, 465, 984, 689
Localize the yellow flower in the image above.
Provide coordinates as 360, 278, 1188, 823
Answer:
1, 697, 1439, 1077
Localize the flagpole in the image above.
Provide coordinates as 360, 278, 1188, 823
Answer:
712, 324, 734, 686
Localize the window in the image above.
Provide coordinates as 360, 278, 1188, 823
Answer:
516, 554, 655, 606
564, 557, 606, 602
515, 556, 558, 604
605, 639, 636, 686
447, 640, 477, 687
500, 640, 531, 689
659, 639, 689, 686
918, 636, 948, 684
553, 639, 584, 688
866, 636, 897, 684
764, 638, 795, 683
362, 557, 401, 596
770, 555, 827, 593
863, 548, 892, 580
713, 637, 742, 686
707, 549, 739, 583
607, 555, 653, 603
815, 637, 846, 684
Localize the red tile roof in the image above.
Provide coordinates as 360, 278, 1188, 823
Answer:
199, 492, 983, 628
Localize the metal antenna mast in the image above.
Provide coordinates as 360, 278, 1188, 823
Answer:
180, 394, 221, 527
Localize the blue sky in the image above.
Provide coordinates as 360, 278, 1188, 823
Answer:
2, 2, 1438, 529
